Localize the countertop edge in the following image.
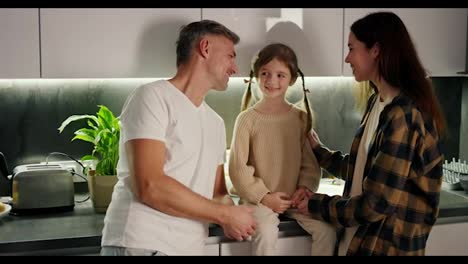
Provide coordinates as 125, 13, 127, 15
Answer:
2, 212, 467, 255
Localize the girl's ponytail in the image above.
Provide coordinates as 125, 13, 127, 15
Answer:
298, 69, 313, 133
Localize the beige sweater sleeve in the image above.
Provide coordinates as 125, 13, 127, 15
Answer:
298, 139, 322, 192
229, 113, 270, 204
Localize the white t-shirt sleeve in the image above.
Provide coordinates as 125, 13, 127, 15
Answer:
120, 84, 168, 143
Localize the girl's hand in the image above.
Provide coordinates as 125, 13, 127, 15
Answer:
261, 192, 292, 214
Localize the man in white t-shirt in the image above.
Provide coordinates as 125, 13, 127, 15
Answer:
100, 20, 256, 256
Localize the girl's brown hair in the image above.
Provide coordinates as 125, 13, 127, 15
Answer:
241, 43, 314, 133
351, 12, 446, 135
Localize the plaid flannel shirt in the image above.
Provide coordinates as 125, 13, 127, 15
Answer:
309, 93, 443, 256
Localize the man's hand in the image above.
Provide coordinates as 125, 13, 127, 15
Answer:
221, 205, 256, 241
261, 192, 292, 214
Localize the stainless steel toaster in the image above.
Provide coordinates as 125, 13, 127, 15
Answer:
11, 164, 74, 214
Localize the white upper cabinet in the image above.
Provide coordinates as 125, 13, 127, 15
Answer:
40, 8, 201, 78
3, 8, 465, 79
0, 9, 40, 78
343, 8, 467, 77
202, 8, 343, 77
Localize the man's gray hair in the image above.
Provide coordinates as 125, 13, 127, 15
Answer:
176, 20, 240, 67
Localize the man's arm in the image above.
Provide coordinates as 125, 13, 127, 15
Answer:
126, 139, 255, 240
212, 165, 234, 206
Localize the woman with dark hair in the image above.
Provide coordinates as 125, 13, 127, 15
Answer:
298, 12, 445, 256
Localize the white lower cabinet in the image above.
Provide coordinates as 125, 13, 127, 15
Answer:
203, 244, 220, 256
276, 236, 312, 255
220, 241, 251, 256
218, 236, 312, 256
426, 221, 468, 256
208, 220, 468, 256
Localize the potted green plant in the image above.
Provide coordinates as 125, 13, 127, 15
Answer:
58, 105, 120, 213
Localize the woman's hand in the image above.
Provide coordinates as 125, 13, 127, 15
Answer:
307, 129, 322, 149
291, 186, 309, 208
297, 189, 314, 215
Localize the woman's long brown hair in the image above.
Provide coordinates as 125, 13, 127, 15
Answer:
351, 12, 446, 135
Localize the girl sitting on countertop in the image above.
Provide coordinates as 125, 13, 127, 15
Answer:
228, 43, 335, 256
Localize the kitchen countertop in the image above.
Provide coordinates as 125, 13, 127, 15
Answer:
1, 181, 468, 255
0, 194, 307, 255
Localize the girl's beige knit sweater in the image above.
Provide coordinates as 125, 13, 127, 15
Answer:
229, 105, 322, 205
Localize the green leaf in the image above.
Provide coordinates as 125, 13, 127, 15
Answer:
72, 134, 95, 144
81, 155, 97, 161
87, 120, 98, 130
74, 128, 97, 139
58, 115, 99, 133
